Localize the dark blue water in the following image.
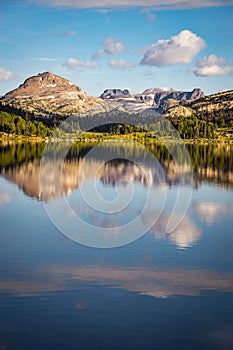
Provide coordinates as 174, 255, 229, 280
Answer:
0, 141, 233, 350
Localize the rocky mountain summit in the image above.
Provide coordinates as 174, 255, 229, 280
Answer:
0, 71, 232, 121
0, 72, 108, 118
100, 87, 204, 114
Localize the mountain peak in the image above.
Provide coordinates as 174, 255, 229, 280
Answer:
0, 72, 107, 117
19, 71, 82, 93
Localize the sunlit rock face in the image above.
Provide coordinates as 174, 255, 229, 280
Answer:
189, 90, 233, 118
100, 87, 204, 114
2, 71, 232, 120
0, 72, 108, 117
100, 89, 132, 100
163, 105, 194, 118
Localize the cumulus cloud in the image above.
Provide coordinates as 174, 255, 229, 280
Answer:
92, 38, 125, 59
108, 59, 136, 70
29, 1, 233, 10
65, 57, 99, 69
193, 54, 233, 76
140, 30, 206, 66
0, 67, 14, 82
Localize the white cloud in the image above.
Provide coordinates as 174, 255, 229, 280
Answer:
108, 59, 136, 70
0, 67, 14, 82
65, 57, 99, 69
140, 9, 156, 21
29, 1, 233, 10
62, 30, 77, 36
140, 30, 206, 66
193, 54, 233, 76
92, 49, 105, 59
32, 57, 58, 61
92, 38, 125, 59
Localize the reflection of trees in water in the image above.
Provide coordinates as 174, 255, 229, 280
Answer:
1, 142, 232, 249
0, 142, 233, 201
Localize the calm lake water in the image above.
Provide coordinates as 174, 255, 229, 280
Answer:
0, 140, 233, 350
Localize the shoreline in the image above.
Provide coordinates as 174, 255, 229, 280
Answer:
0, 132, 232, 145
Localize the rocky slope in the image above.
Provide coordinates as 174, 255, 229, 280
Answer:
188, 90, 233, 118
100, 87, 204, 115
0, 72, 108, 118
164, 89, 233, 120
0, 71, 232, 120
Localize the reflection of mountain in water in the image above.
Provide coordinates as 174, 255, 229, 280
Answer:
0, 142, 232, 201
1, 159, 78, 201
98, 158, 194, 189
1, 157, 194, 201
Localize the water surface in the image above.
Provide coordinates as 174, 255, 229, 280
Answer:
0, 141, 233, 350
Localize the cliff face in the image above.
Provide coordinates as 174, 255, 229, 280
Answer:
0, 71, 232, 120
164, 89, 233, 120
100, 87, 204, 114
188, 90, 233, 118
101, 89, 132, 100
0, 72, 108, 118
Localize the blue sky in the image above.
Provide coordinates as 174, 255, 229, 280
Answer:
0, 0, 233, 96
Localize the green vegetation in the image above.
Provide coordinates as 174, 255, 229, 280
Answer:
0, 111, 51, 138
171, 115, 216, 139
0, 141, 46, 167
0, 109, 232, 143
1, 140, 232, 177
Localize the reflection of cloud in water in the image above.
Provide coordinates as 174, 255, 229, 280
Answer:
0, 265, 233, 299
0, 191, 11, 206
193, 201, 233, 224
142, 212, 201, 249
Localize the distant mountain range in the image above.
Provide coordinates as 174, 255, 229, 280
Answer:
100, 87, 204, 114
0, 71, 233, 121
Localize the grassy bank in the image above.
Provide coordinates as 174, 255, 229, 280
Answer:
1, 130, 233, 145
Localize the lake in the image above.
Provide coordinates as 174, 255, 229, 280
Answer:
0, 140, 233, 350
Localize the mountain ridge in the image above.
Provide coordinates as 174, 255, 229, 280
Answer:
100, 87, 204, 114
0, 72, 232, 122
